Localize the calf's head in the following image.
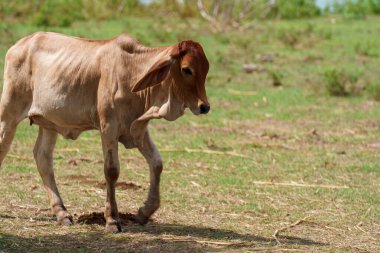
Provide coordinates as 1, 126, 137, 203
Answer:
132, 40, 210, 116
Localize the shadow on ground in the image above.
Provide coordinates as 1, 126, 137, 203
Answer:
78, 212, 325, 246
0, 212, 326, 252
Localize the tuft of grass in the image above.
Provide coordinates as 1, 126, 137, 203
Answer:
366, 81, 380, 101
362, 164, 380, 174
354, 41, 379, 57
277, 27, 301, 48
324, 68, 363, 97
275, 23, 326, 49
269, 69, 284, 87
324, 69, 349, 96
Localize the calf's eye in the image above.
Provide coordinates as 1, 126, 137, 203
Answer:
181, 67, 193, 76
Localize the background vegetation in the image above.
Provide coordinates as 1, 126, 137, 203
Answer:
0, 0, 379, 252
2, 0, 380, 26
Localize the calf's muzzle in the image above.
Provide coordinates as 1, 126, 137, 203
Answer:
199, 103, 210, 114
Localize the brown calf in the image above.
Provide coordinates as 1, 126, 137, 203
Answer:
0, 32, 210, 232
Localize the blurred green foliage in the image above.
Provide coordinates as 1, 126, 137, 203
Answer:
270, 0, 321, 19
332, 0, 380, 18
0, 0, 143, 27
33, 0, 84, 27
1, 0, 380, 27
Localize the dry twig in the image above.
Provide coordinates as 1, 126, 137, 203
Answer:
273, 215, 313, 244
161, 236, 249, 246
253, 181, 349, 189
262, 143, 297, 150
55, 148, 80, 153
160, 148, 251, 159
228, 89, 256, 96
7, 154, 34, 161
197, 0, 220, 30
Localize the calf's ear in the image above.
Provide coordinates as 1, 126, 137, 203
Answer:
131, 59, 172, 92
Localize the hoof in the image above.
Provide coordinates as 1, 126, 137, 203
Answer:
57, 213, 73, 226
135, 208, 149, 225
105, 222, 122, 233
59, 217, 73, 226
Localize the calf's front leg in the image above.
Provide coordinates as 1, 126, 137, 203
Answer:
135, 131, 163, 225
101, 128, 121, 232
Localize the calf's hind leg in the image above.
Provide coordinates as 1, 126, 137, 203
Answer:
0, 118, 18, 166
34, 127, 72, 225
0, 98, 29, 166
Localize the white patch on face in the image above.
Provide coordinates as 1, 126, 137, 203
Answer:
158, 100, 185, 121
158, 85, 186, 121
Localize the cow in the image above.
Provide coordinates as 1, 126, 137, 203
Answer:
0, 32, 210, 232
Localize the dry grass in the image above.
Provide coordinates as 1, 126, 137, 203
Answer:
1, 112, 379, 252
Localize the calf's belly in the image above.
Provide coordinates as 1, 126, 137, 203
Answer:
28, 115, 95, 140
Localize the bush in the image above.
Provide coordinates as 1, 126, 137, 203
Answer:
366, 0, 380, 14
81, 0, 143, 20
333, 0, 367, 19
270, 0, 321, 19
0, 0, 40, 21
33, 0, 85, 27
331, 0, 380, 18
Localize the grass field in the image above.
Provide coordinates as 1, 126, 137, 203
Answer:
0, 16, 379, 252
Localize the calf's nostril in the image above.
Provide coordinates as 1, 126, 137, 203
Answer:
200, 104, 210, 114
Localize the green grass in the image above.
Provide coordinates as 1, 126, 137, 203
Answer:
0, 16, 380, 252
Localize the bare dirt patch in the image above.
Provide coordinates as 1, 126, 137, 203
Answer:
77, 212, 144, 226
62, 174, 143, 190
